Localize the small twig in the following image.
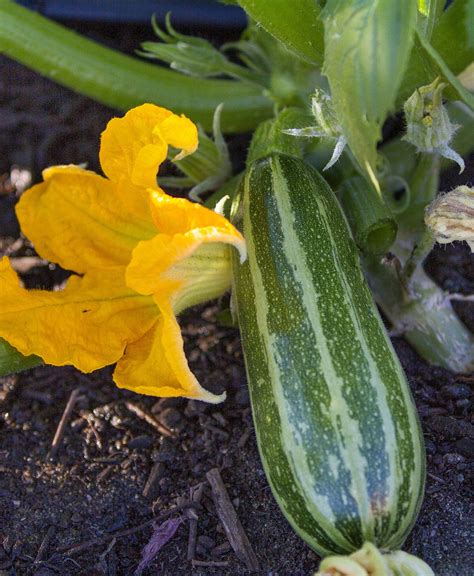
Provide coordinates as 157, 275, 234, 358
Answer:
456, 375, 474, 383
9, 256, 48, 273
82, 415, 103, 450
56, 501, 199, 557
34, 526, 55, 563
187, 483, 205, 561
445, 293, 474, 303
124, 401, 175, 438
192, 559, 229, 567
96, 537, 116, 571
428, 472, 446, 484
206, 468, 260, 572
96, 465, 115, 484
48, 388, 80, 460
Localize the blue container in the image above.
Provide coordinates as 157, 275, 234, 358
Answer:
16, 1, 247, 28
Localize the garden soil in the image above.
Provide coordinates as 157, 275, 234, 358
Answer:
0, 21, 472, 576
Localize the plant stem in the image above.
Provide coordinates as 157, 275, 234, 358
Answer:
0, 0, 273, 133
339, 176, 397, 255
402, 228, 435, 286
365, 249, 474, 373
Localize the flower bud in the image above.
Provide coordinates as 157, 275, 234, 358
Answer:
403, 78, 464, 172
284, 89, 347, 170
425, 185, 474, 251
314, 542, 434, 576
311, 88, 343, 139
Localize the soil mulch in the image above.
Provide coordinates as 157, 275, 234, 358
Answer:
0, 22, 473, 576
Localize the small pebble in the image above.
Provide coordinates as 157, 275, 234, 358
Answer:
234, 388, 250, 406
211, 542, 231, 557
443, 453, 465, 465
185, 400, 208, 418
128, 435, 153, 450
443, 383, 471, 400
197, 535, 215, 549
151, 397, 183, 412
71, 512, 82, 524
159, 408, 183, 429
425, 438, 436, 455
455, 437, 474, 458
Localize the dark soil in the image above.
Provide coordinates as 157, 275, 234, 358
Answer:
0, 22, 473, 576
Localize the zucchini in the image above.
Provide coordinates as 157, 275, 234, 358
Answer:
231, 153, 425, 556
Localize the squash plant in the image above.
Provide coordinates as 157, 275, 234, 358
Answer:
0, 0, 473, 573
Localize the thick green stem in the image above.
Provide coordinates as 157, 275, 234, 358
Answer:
339, 176, 397, 255
0, 0, 273, 133
402, 228, 435, 286
365, 249, 474, 373
398, 154, 441, 235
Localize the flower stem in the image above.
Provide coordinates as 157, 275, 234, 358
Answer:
364, 251, 474, 373
0, 0, 273, 133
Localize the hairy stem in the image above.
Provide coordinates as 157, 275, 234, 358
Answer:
0, 0, 273, 133
365, 249, 474, 373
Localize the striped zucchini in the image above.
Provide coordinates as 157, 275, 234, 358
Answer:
231, 153, 425, 556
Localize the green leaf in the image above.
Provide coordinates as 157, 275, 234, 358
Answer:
417, 0, 445, 40
432, 0, 474, 78
417, 31, 474, 108
399, 0, 474, 104
468, 0, 474, 48
322, 0, 417, 186
139, 14, 266, 85
0, 338, 42, 377
236, 0, 324, 65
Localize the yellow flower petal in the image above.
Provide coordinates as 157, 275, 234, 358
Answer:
99, 104, 198, 188
157, 114, 198, 160
126, 192, 245, 317
126, 234, 234, 313
148, 189, 246, 256
0, 258, 156, 372
130, 141, 168, 190
16, 166, 155, 273
316, 556, 368, 576
114, 298, 225, 403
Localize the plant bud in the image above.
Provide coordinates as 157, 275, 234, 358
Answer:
284, 88, 347, 170
311, 88, 343, 139
425, 185, 474, 251
403, 78, 464, 172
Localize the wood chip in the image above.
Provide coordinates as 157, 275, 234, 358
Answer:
192, 559, 229, 568
142, 462, 165, 499
187, 482, 205, 561
206, 468, 260, 572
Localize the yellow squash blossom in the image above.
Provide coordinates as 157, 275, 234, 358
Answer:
0, 104, 246, 403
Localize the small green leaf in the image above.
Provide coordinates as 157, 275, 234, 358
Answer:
0, 338, 42, 377
322, 0, 417, 186
417, 0, 445, 40
432, 0, 474, 79
399, 0, 474, 104
467, 0, 474, 48
236, 0, 324, 65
